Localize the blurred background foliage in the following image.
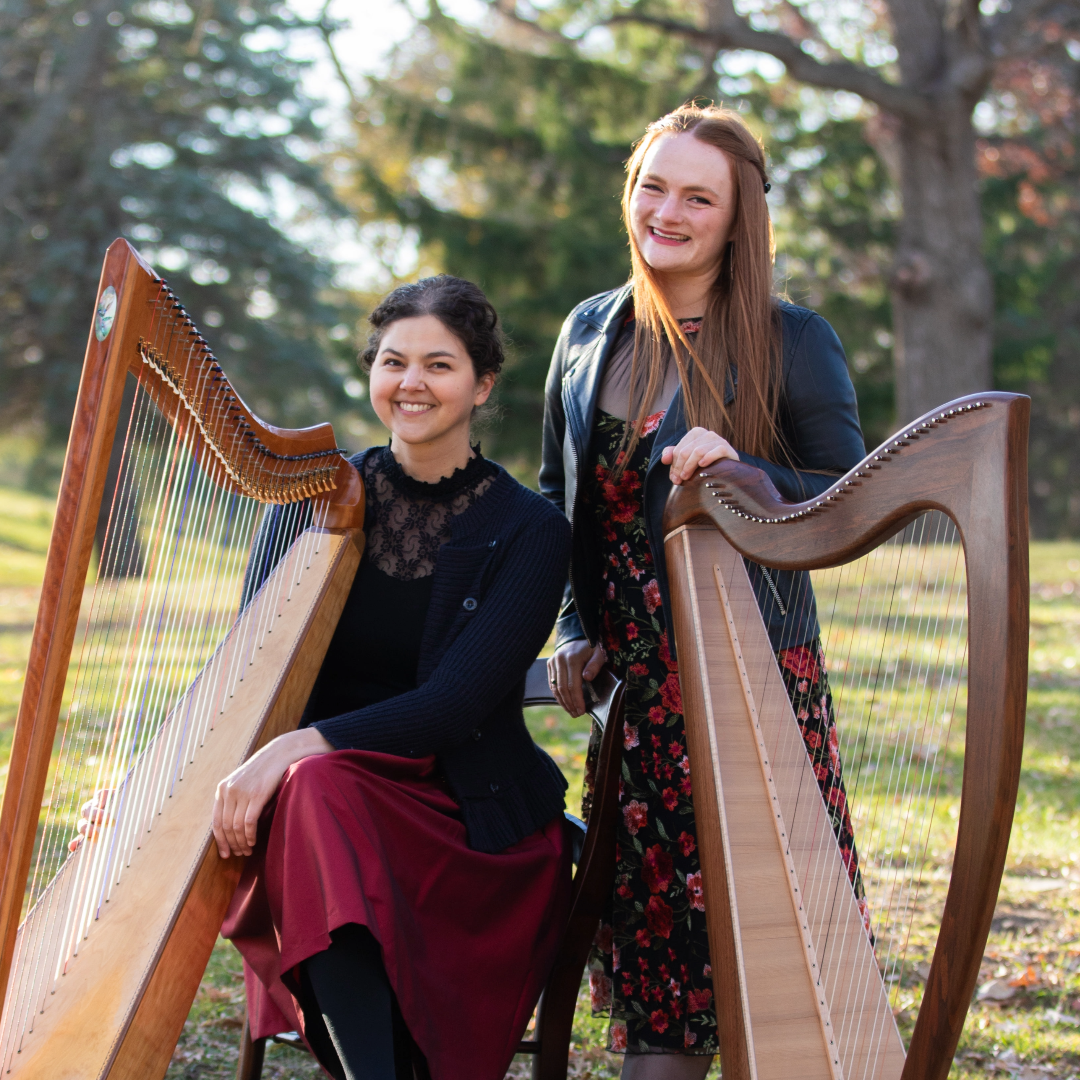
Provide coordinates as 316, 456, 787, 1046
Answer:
1, 0, 1079, 532
343, 6, 902, 468
0, 0, 358, 486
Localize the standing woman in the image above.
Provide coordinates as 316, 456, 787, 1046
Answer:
214, 277, 573, 1080
542, 105, 867, 1076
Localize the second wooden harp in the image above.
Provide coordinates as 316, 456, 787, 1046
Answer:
663, 393, 1028, 1080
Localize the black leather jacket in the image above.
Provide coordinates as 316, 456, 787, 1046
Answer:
539, 284, 867, 654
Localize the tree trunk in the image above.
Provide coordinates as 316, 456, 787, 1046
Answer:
0, 0, 112, 252
883, 0, 995, 423
890, 98, 994, 423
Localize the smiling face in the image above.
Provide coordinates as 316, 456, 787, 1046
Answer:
629, 132, 737, 284
368, 314, 494, 466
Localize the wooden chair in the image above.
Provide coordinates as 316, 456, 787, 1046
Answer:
236, 656, 625, 1080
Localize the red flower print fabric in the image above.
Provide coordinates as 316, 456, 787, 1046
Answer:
781, 644, 820, 684
581, 407, 865, 1057
581, 409, 717, 1056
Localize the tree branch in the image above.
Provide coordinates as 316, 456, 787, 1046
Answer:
484, 0, 570, 45
316, 2, 365, 111
775, 0, 834, 56
601, 10, 930, 119
989, 0, 1080, 55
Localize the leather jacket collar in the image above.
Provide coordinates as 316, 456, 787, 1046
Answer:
554, 285, 692, 651
560, 284, 689, 485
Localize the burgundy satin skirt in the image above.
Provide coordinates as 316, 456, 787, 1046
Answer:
221, 750, 571, 1080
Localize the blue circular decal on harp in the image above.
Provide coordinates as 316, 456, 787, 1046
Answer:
95, 286, 117, 342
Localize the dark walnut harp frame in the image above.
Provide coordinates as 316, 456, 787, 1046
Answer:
662, 391, 1029, 1080
0, 239, 365, 1078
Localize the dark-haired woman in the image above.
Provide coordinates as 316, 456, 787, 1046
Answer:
542, 106, 867, 1077
216, 276, 573, 1080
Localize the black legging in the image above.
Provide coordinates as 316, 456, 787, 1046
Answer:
298, 923, 420, 1080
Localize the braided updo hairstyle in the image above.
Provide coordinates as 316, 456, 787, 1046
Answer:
360, 275, 505, 382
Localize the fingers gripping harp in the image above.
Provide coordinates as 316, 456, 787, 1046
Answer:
0, 240, 365, 1077
663, 393, 1029, 1080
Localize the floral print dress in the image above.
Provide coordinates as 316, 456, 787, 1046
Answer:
582, 408, 866, 1056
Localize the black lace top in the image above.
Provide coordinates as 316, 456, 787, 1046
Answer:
362, 446, 498, 580
308, 446, 499, 721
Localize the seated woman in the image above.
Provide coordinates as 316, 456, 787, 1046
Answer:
215, 276, 573, 1080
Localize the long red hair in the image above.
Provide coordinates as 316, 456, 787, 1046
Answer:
619, 104, 782, 467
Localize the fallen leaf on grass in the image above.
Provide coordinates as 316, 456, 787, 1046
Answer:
204, 1015, 244, 1030
978, 979, 1018, 1002
1042, 1008, 1080, 1027
170, 1049, 205, 1064
1011, 965, 1042, 988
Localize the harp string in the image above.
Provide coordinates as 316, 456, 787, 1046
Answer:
825, 514, 928, 1071
27, 381, 147, 909
48, 399, 245, 989
113, 436, 230, 878
822, 533, 892, 1075
745, 509, 967, 1071
65, 390, 224, 962
38, 384, 169, 993
5, 384, 164, 1052
0, 285, 339, 1064
78, 385, 206, 928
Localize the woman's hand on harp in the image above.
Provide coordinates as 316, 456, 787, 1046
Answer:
212, 727, 335, 859
68, 789, 115, 852
661, 427, 739, 486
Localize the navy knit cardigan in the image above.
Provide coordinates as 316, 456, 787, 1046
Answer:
247, 450, 573, 854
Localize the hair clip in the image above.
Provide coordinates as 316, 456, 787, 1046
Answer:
764, 182, 772, 193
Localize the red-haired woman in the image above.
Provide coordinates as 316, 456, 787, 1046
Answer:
542, 105, 867, 1076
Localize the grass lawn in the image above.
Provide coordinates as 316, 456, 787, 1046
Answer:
0, 484, 1077, 1079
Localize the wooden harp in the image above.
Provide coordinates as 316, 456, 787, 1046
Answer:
662, 392, 1028, 1080
0, 239, 365, 1077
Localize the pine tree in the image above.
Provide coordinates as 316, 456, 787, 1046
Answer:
0, 0, 357, 486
